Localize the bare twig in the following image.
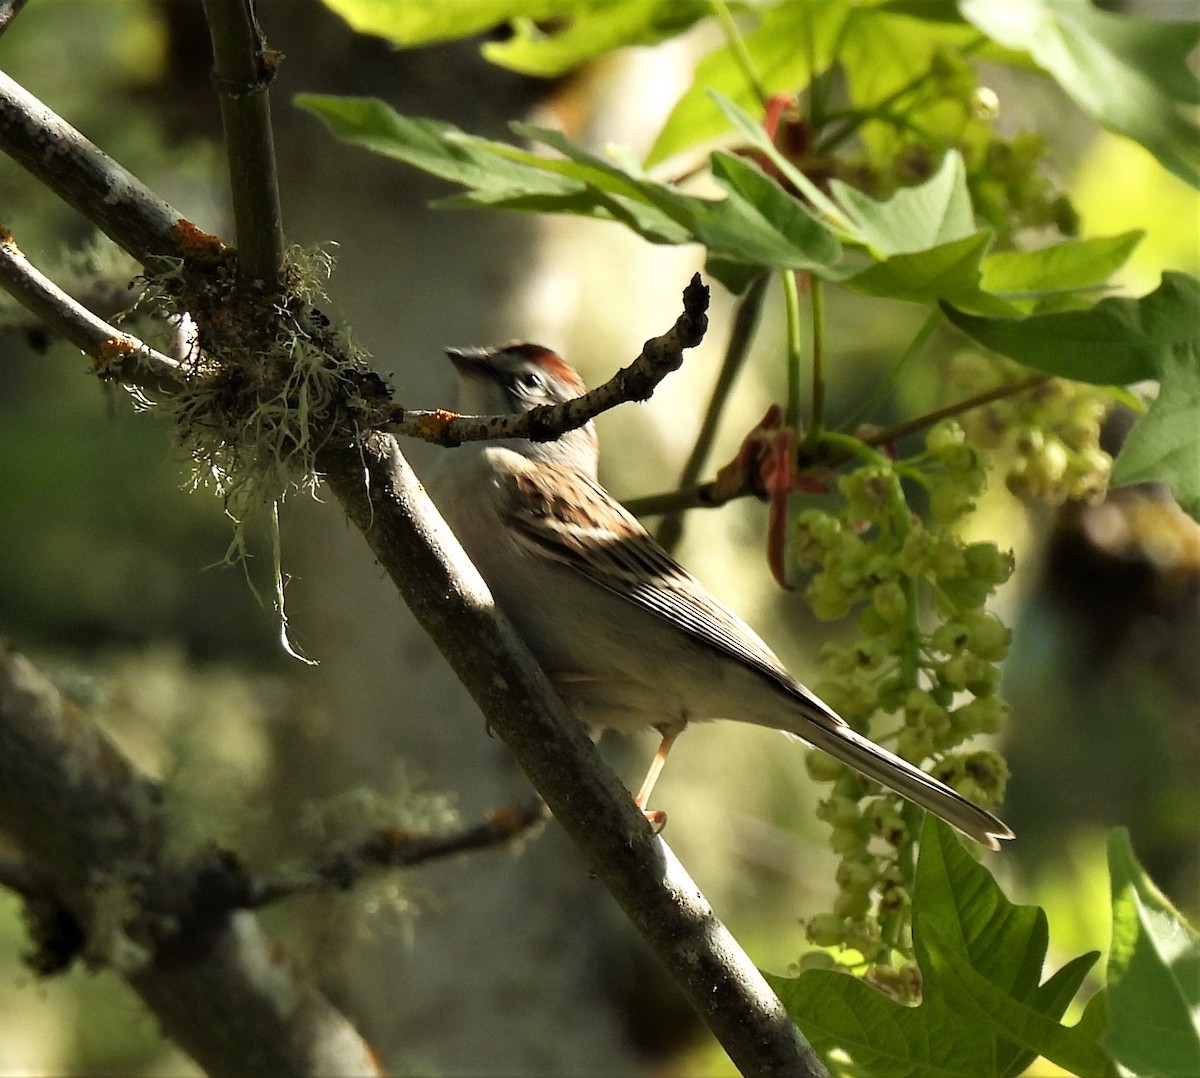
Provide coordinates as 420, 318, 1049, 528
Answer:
384, 273, 711, 446
202, 0, 285, 285
0, 226, 184, 391
244, 797, 549, 908
859, 372, 1051, 449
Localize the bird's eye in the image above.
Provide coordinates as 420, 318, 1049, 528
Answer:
515, 370, 545, 392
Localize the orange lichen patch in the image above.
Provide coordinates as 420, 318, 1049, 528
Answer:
169, 218, 226, 262
97, 335, 140, 373
489, 803, 531, 835
417, 409, 459, 441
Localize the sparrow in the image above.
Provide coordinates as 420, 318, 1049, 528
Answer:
425, 342, 1013, 850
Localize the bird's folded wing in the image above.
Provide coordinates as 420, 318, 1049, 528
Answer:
500, 461, 805, 696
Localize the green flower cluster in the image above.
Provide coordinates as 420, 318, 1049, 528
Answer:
952, 352, 1112, 504
794, 423, 1012, 996
832, 45, 1078, 248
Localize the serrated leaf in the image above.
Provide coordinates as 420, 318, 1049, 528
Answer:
298, 95, 844, 281
710, 91, 979, 261
1104, 830, 1200, 1077
295, 95, 572, 196
1109, 337, 1200, 519
943, 274, 1194, 386
830, 151, 975, 256
980, 232, 1144, 306
960, 0, 1200, 188
843, 231, 1022, 315
645, 0, 847, 168
708, 90, 857, 237
767, 818, 1108, 1077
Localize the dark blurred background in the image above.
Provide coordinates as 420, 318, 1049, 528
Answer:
0, 1, 1196, 1074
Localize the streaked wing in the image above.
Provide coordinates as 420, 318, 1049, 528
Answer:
500, 459, 800, 692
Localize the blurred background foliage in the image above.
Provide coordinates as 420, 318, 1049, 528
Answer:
0, 1, 1197, 1074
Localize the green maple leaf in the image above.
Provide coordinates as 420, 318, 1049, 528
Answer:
767, 817, 1109, 1077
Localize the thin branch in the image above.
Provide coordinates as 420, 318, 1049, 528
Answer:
0, 226, 184, 391
657, 273, 768, 550
243, 798, 550, 908
859, 372, 1051, 449
0, 0, 29, 37
202, 0, 286, 285
0, 74, 710, 454
384, 274, 710, 446
624, 372, 1054, 517
0, 72, 225, 269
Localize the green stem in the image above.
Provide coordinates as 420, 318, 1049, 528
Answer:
814, 34, 988, 155
708, 0, 769, 105
782, 270, 805, 431
624, 374, 1052, 519
805, 277, 826, 449
840, 309, 941, 433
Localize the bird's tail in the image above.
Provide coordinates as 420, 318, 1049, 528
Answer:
784, 704, 1014, 851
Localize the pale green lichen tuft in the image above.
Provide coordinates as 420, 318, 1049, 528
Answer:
134, 245, 376, 655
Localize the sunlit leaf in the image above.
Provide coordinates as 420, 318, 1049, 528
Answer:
484, 1, 708, 76
646, 0, 846, 168
768, 817, 1108, 1077
948, 273, 1200, 520
960, 0, 1200, 188
1104, 830, 1200, 1077
979, 232, 1143, 307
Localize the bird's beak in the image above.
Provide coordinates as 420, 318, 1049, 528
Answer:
444, 347, 490, 380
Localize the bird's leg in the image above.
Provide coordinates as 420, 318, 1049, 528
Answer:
634, 725, 682, 831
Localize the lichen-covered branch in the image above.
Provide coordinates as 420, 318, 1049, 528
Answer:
242, 797, 549, 908
0, 641, 381, 1077
0, 71, 224, 269
0, 226, 184, 391
385, 273, 710, 446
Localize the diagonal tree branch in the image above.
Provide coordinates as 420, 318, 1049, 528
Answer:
319, 434, 828, 1078
0, 71, 224, 268
0, 225, 184, 391
0, 66, 829, 1078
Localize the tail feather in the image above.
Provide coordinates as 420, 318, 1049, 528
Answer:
788, 707, 1014, 851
